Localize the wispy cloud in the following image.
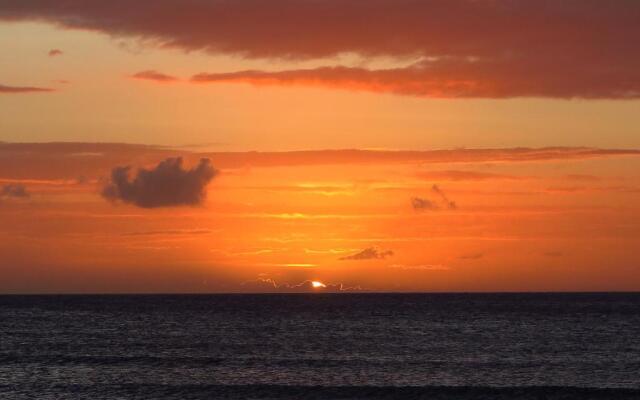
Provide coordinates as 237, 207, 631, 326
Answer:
389, 264, 449, 271
459, 253, 484, 260
411, 197, 439, 211
48, 48, 63, 57
417, 170, 523, 182
0, 184, 30, 199
432, 185, 457, 210
340, 247, 394, 261
2, 143, 640, 180
121, 229, 214, 236
0, 84, 54, 94
132, 70, 179, 83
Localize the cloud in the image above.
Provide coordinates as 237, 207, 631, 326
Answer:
132, 70, 179, 83
101, 157, 218, 208
389, 264, 449, 271
2, 143, 640, 180
432, 185, 457, 210
192, 63, 640, 99
191, 56, 640, 98
2, 1, 640, 98
459, 253, 484, 260
0, 184, 29, 199
48, 48, 63, 57
340, 247, 394, 261
122, 229, 213, 236
240, 278, 364, 293
0, 84, 53, 93
411, 197, 438, 211
417, 170, 522, 182
565, 174, 601, 182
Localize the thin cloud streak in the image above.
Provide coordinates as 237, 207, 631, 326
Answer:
2, 143, 640, 180
132, 70, 179, 83
340, 247, 394, 261
191, 62, 640, 99
0, 84, 54, 93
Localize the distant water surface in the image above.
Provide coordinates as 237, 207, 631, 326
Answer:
1, 293, 639, 399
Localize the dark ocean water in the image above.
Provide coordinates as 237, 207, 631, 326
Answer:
1, 293, 640, 399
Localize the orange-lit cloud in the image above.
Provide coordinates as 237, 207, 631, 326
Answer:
389, 264, 449, 271
48, 48, 63, 57
0, 84, 53, 93
3, 1, 638, 98
132, 70, 179, 83
2, 143, 640, 181
192, 61, 640, 99
417, 170, 523, 182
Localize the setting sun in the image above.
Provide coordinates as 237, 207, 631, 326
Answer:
311, 281, 327, 289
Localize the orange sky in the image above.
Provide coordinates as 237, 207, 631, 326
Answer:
1, 1, 640, 293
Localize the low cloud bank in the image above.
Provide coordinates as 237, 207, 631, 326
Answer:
241, 278, 364, 293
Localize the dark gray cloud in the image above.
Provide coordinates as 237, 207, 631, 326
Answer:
459, 253, 484, 260
432, 184, 457, 210
0, 184, 30, 199
102, 157, 217, 208
412, 197, 439, 211
412, 185, 457, 211
340, 247, 394, 261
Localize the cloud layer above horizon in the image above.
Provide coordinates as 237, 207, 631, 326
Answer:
2, 0, 640, 98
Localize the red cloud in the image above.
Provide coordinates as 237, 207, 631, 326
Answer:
1, 1, 639, 98
132, 70, 179, 83
48, 48, 63, 57
0, 84, 53, 93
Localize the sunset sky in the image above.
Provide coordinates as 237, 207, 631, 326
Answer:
1, 0, 640, 293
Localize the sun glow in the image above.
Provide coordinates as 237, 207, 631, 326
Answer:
311, 281, 326, 288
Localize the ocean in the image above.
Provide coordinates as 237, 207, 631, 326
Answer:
1, 293, 639, 399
